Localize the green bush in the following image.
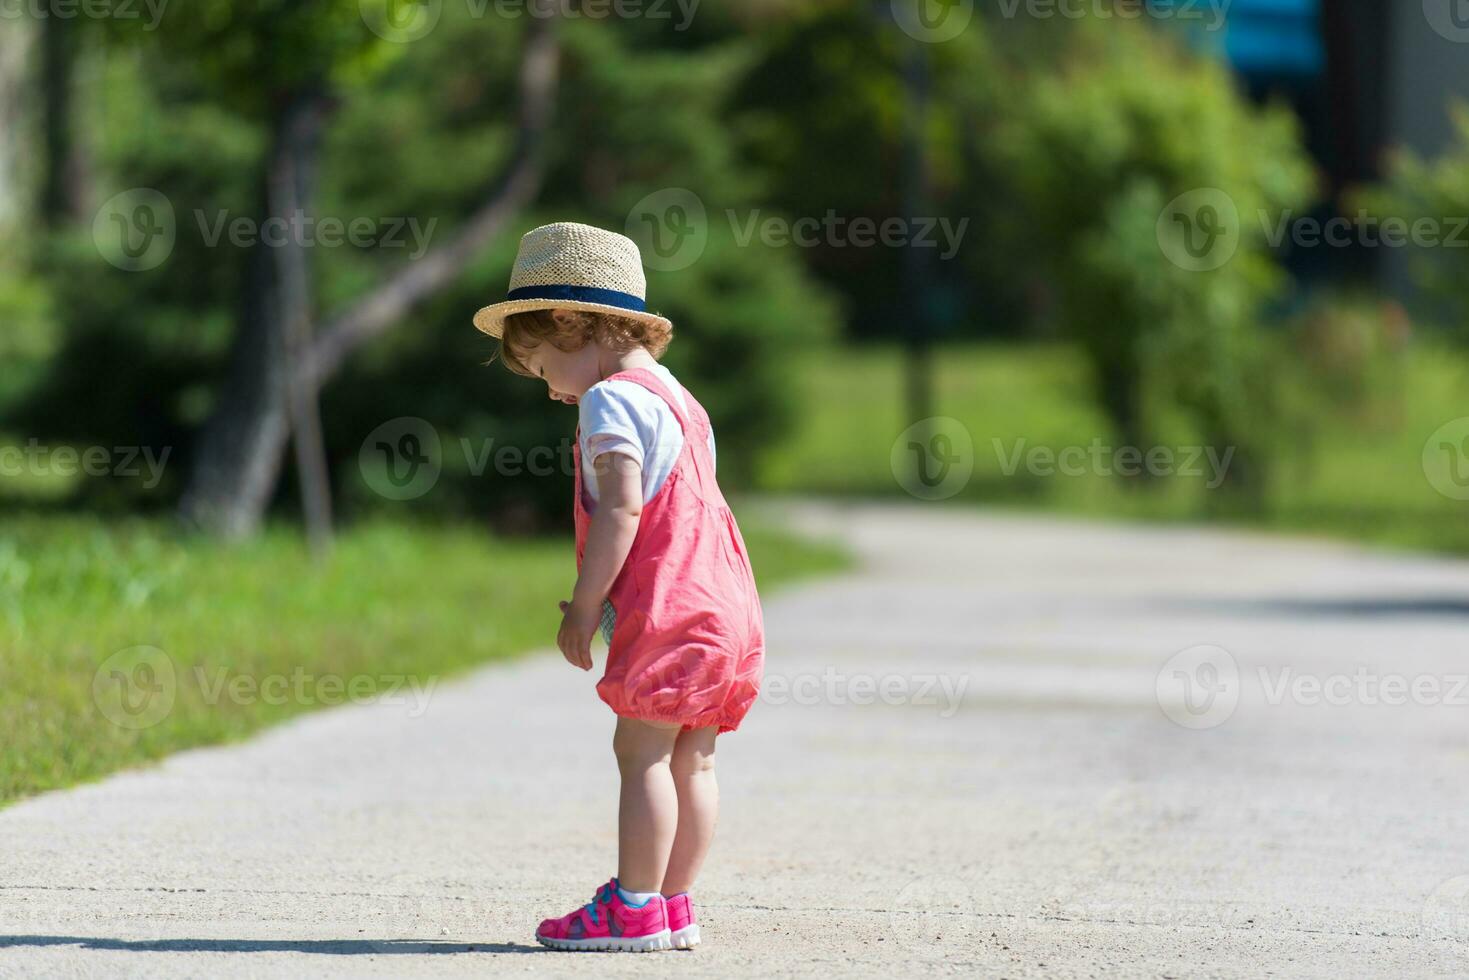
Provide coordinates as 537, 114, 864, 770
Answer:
989, 22, 1315, 501
1358, 103, 1469, 339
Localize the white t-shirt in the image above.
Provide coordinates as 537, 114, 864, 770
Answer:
578, 364, 716, 504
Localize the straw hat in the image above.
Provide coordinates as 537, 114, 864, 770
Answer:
472, 222, 672, 338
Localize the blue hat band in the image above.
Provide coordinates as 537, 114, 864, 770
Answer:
505, 284, 647, 313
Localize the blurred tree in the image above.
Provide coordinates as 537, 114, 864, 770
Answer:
0, 20, 32, 226
731, 1, 1012, 344
158, 1, 561, 539
321, 14, 839, 528
992, 21, 1315, 502
39, 14, 94, 225
1359, 103, 1469, 342
7, 6, 837, 532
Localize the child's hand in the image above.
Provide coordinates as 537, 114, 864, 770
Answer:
557, 599, 599, 671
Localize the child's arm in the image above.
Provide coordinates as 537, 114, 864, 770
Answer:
557, 451, 642, 670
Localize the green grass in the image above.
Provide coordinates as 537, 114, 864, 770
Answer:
759, 342, 1469, 554
0, 514, 846, 806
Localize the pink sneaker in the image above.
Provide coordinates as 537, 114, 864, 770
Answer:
535, 879, 672, 952
665, 892, 701, 949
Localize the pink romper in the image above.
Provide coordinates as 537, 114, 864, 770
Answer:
573, 367, 765, 734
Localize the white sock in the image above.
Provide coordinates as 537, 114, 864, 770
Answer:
617, 886, 661, 907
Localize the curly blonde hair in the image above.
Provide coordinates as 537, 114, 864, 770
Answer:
495, 308, 673, 378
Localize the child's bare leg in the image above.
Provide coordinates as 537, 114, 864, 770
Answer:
613, 717, 682, 893
662, 725, 718, 895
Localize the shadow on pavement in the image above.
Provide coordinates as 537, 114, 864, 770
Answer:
0, 936, 545, 955
1157, 596, 1469, 620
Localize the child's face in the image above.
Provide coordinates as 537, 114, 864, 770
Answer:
519, 311, 601, 406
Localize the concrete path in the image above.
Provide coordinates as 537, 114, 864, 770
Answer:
3, 500, 1469, 978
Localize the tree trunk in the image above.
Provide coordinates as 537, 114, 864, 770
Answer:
176, 158, 292, 538
39, 14, 90, 224
271, 90, 334, 557
900, 33, 933, 426
180, 18, 560, 538
1095, 352, 1150, 478
0, 21, 33, 227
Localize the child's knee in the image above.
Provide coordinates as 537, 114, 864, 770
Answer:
671, 754, 715, 782
612, 719, 677, 770
670, 740, 716, 780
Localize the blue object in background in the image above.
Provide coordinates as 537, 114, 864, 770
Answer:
1156, 0, 1324, 78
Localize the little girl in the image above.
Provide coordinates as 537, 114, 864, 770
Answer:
473, 222, 765, 952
